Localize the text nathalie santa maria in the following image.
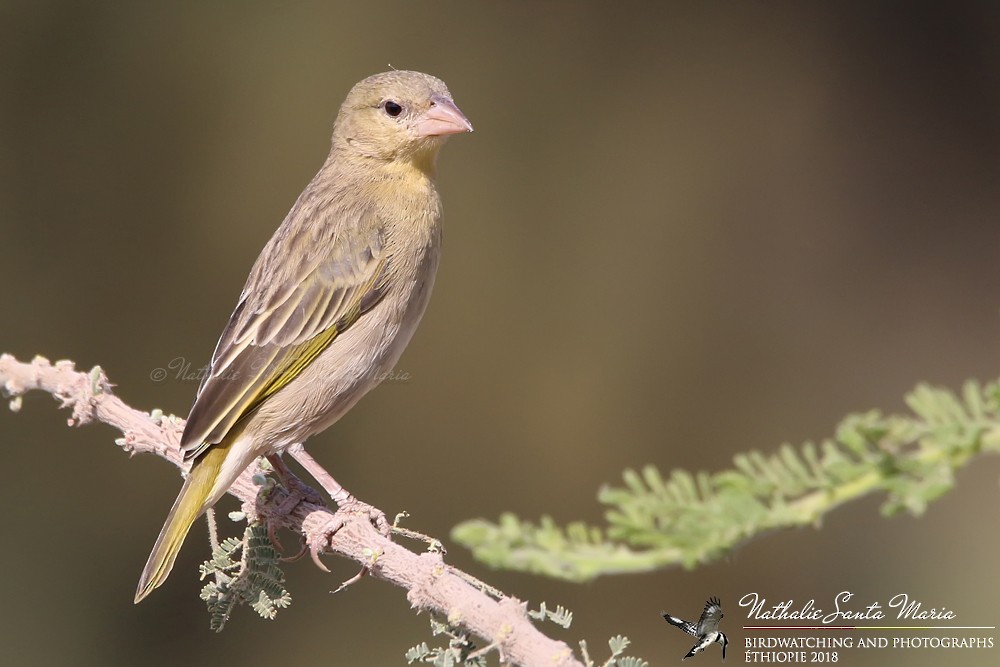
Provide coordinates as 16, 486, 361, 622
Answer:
740, 591, 954, 624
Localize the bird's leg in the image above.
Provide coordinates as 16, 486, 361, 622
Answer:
287, 443, 390, 534
262, 452, 324, 553
286, 443, 390, 581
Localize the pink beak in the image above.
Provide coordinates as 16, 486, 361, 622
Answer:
414, 94, 473, 137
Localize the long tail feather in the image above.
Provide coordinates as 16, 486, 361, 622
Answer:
134, 442, 231, 603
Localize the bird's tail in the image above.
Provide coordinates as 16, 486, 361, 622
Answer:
134, 441, 232, 603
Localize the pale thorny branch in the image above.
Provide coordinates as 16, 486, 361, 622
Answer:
0, 353, 584, 667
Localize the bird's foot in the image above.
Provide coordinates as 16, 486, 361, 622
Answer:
265, 454, 325, 509
303, 494, 389, 594
274, 473, 326, 513
260, 454, 325, 553
283, 444, 390, 588
284, 442, 389, 534
335, 494, 391, 535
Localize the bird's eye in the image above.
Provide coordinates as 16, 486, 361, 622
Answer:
383, 101, 403, 117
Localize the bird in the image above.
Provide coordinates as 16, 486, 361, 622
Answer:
135, 70, 473, 603
662, 597, 728, 660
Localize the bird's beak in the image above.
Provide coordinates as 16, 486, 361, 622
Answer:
414, 94, 473, 137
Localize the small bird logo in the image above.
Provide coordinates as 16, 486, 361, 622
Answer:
662, 597, 728, 660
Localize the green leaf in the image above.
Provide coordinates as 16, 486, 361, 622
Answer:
453, 378, 1000, 581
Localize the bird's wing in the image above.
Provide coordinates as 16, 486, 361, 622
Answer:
696, 597, 724, 635
662, 612, 699, 637
180, 201, 389, 457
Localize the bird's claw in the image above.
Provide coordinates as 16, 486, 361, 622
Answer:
263, 471, 325, 554
342, 498, 390, 537
280, 535, 309, 563
267, 520, 285, 552
305, 498, 389, 574
332, 565, 369, 594
307, 513, 346, 573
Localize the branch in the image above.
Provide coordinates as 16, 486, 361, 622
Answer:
454, 379, 1000, 581
0, 353, 582, 667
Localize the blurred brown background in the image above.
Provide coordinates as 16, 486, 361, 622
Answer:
1, 2, 998, 665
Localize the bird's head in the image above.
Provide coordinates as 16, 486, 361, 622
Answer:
718, 632, 728, 660
332, 70, 473, 171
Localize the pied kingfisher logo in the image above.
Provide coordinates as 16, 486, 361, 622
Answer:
662, 597, 729, 661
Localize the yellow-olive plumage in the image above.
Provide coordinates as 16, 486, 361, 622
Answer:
135, 71, 471, 603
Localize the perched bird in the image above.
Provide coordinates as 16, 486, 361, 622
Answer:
662, 597, 728, 660
135, 70, 472, 603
